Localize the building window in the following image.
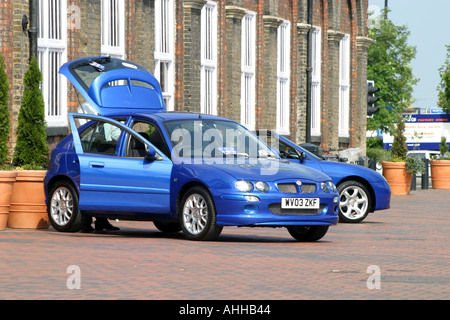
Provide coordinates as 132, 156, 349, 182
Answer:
38, 0, 67, 127
101, 0, 125, 58
200, 1, 217, 115
311, 27, 322, 136
339, 34, 350, 137
155, 0, 175, 111
277, 21, 291, 135
241, 12, 256, 130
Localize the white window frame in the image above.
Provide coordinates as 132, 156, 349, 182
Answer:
38, 0, 67, 127
154, 0, 175, 111
101, 0, 125, 58
339, 34, 350, 137
276, 21, 291, 135
241, 12, 256, 130
311, 27, 322, 136
200, 1, 218, 115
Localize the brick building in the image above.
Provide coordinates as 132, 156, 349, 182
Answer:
0, 0, 371, 156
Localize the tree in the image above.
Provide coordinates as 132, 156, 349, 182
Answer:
367, 9, 419, 134
0, 53, 10, 166
13, 57, 48, 168
437, 45, 450, 114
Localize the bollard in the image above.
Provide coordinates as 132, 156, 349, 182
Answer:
421, 158, 429, 190
369, 158, 376, 170
410, 174, 416, 191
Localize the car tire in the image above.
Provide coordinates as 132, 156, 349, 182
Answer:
287, 225, 329, 242
153, 221, 182, 233
337, 180, 371, 223
47, 181, 89, 232
179, 186, 222, 241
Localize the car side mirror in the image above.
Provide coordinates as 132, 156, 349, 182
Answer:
299, 152, 306, 161
144, 144, 158, 162
270, 147, 281, 157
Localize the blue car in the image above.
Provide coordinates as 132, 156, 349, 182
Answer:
256, 131, 391, 223
44, 56, 340, 241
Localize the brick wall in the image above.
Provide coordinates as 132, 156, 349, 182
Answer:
180, 0, 206, 113
10, 1, 29, 152
1, 0, 371, 156
0, 0, 14, 155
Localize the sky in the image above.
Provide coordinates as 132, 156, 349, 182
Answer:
368, 0, 450, 110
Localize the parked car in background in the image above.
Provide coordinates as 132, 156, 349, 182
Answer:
44, 56, 340, 241
256, 131, 391, 223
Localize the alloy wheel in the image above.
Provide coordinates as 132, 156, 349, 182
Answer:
182, 193, 209, 235
50, 186, 74, 227
339, 185, 369, 221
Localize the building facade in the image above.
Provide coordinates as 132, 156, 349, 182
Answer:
0, 0, 371, 156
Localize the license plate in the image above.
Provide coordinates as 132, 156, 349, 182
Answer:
281, 198, 320, 209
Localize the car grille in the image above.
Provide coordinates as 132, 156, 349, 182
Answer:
301, 184, 316, 194
269, 203, 324, 215
277, 183, 297, 193
277, 183, 316, 194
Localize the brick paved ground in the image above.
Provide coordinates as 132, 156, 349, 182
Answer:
0, 189, 449, 301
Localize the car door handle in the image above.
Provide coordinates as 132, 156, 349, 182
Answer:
89, 161, 105, 168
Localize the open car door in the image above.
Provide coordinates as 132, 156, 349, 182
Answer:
68, 113, 173, 215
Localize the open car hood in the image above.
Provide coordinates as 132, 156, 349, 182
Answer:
59, 56, 165, 115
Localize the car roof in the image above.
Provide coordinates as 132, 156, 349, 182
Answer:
105, 111, 236, 122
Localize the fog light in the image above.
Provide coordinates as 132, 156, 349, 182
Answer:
245, 195, 260, 202
244, 204, 258, 214
333, 196, 339, 203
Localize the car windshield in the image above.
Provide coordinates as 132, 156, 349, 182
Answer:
280, 135, 323, 161
164, 119, 278, 159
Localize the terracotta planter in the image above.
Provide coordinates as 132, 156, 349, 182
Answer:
430, 160, 450, 189
7, 170, 48, 229
0, 171, 17, 231
382, 161, 412, 195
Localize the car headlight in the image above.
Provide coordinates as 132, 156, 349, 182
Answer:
235, 180, 253, 192
328, 181, 336, 193
321, 182, 329, 193
254, 181, 269, 193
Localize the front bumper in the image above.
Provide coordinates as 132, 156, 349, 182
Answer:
214, 192, 340, 227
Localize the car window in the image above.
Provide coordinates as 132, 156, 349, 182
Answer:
164, 119, 276, 159
79, 121, 123, 155
278, 140, 300, 160
69, 57, 149, 92
126, 121, 171, 158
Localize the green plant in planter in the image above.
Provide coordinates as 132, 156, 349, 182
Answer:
405, 156, 425, 175
13, 57, 48, 169
433, 136, 450, 161
390, 118, 408, 162
389, 117, 424, 175
0, 53, 10, 169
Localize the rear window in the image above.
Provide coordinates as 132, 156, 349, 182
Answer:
69, 57, 149, 92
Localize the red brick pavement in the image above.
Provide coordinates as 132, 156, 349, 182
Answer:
0, 189, 449, 300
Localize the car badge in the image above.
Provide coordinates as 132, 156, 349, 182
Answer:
296, 180, 302, 186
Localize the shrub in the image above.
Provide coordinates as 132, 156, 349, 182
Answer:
13, 57, 48, 169
0, 53, 10, 167
366, 137, 383, 149
390, 118, 408, 161
366, 147, 391, 163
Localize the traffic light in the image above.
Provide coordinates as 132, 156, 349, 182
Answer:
367, 80, 380, 116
